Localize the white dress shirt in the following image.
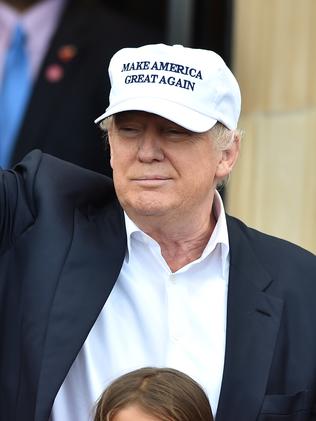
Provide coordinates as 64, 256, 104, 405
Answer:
0, 0, 66, 84
51, 190, 230, 420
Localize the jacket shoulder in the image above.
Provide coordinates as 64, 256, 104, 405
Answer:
15, 149, 116, 208
226, 214, 316, 258
1, 150, 119, 253
226, 214, 316, 285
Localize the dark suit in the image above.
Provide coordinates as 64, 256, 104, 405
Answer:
1, 151, 316, 421
8, 0, 163, 175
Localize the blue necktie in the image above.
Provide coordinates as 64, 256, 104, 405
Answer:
0, 24, 31, 168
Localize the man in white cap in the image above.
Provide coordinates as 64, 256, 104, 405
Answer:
1, 44, 316, 421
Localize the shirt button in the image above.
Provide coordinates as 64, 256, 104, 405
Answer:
169, 273, 176, 283
172, 333, 180, 342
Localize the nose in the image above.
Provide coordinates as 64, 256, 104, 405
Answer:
137, 130, 164, 163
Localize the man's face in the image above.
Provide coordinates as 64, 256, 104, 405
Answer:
108, 111, 231, 222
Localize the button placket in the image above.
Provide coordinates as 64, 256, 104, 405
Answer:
167, 272, 185, 344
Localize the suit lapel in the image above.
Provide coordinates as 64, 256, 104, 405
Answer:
34, 202, 126, 421
216, 216, 283, 421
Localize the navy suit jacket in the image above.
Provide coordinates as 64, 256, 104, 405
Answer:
1, 151, 316, 421
9, 0, 163, 175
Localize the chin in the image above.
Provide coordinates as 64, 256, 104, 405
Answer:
117, 188, 178, 218
127, 196, 171, 217
131, 204, 168, 217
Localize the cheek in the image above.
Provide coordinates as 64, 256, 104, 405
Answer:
109, 137, 137, 171
186, 152, 220, 182
109, 153, 114, 169
108, 140, 124, 172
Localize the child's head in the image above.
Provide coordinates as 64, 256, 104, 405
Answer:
94, 367, 213, 421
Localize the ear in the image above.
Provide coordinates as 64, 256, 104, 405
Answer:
215, 132, 240, 180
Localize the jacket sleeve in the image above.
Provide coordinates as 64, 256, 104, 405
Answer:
0, 152, 39, 254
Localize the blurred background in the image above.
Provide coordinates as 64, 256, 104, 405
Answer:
226, 0, 316, 255
1, 0, 315, 253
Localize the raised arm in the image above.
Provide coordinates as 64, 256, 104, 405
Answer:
0, 155, 37, 254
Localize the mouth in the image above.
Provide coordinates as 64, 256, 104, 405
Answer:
134, 176, 170, 180
132, 176, 172, 186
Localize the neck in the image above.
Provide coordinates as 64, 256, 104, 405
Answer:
131, 210, 216, 272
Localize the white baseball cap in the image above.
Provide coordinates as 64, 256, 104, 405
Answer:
95, 43, 241, 132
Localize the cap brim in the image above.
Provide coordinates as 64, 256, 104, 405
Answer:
94, 97, 217, 133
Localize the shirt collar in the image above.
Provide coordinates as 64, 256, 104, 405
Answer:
0, 0, 66, 63
0, 0, 66, 32
124, 190, 230, 276
202, 190, 230, 277
0, 2, 19, 47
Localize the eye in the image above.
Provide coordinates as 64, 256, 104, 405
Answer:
164, 127, 193, 139
117, 126, 142, 138
167, 129, 183, 135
